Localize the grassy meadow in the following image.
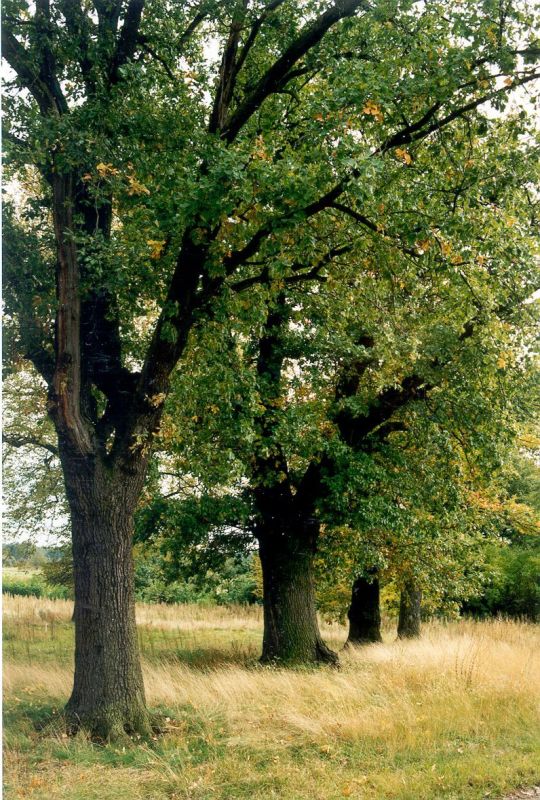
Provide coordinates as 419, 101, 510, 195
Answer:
3, 594, 540, 800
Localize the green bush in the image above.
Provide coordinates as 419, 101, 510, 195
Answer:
134, 553, 259, 606
41, 545, 73, 592
136, 579, 213, 605
463, 545, 540, 621
2, 575, 70, 600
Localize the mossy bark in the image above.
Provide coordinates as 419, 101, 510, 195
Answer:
397, 579, 422, 639
62, 453, 151, 740
258, 532, 337, 665
346, 572, 382, 645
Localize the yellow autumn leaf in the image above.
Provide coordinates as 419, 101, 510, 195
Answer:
147, 239, 166, 260
147, 393, 166, 407
416, 238, 431, 253
362, 100, 384, 122
128, 175, 151, 195
96, 162, 119, 177
395, 147, 412, 165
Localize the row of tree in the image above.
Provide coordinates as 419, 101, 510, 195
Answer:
3, 0, 539, 739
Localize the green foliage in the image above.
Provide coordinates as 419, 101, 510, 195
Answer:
41, 545, 74, 593
135, 491, 253, 581
2, 574, 69, 600
464, 544, 540, 622
134, 551, 259, 606
463, 448, 540, 621
2, 371, 67, 542
133, 486, 258, 605
2, 541, 38, 566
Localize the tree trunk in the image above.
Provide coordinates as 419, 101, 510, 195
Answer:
258, 531, 337, 665
61, 451, 151, 740
397, 579, 422, 639
346, 572, 382, 645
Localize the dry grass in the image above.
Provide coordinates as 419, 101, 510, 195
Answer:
3, 598, 540, 800
2, 594, 265, 629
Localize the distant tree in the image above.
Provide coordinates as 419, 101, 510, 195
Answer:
345, 570, 382, 645
2, 541, 37, 566
41, 543, 74, 592
463, 444, 540, 621
3, 371, 67, 542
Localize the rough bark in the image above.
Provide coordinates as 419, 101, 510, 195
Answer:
397, 579, 422, 639
346, 571, 382, 645
61, 448, 151, 740
257, 529, 337, 666
51, 173, 93, 456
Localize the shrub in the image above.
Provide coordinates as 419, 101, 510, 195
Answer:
463, 545, 540, 622
2, 575, 70, 600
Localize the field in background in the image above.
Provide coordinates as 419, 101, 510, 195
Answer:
2, 568, 41, 580
3, 595, 540, 800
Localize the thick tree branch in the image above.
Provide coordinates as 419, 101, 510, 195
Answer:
1, 28, 57, 114
222, 0, 370, 142
209, 1, 248, 134
3, 433, 59, 457
59, 0, 94, 88
49, 173, 94, 456
35, 0, 69, 114
251, 293, 296, 522
177, 8, 208, 51
109, 0, 145, 85
25, 340, 56, 386
118, 231, 208, 463
224, 67, 540, 272
233, 0, 288, 77
334, 373, 430, 447
188, 59, 540, 323
93, 0, 122, 35
223, 192, 344, 275
229, 265, 270, 293
379, 70, 540, 152
334, 312, 484, 449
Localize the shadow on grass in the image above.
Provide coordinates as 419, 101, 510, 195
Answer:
155, 645, 261, 669
3, 698, 64, 737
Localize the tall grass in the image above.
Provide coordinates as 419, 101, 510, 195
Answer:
3, 596, 539, 800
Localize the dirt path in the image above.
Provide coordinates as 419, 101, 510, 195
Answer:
503, 789, 540, 799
